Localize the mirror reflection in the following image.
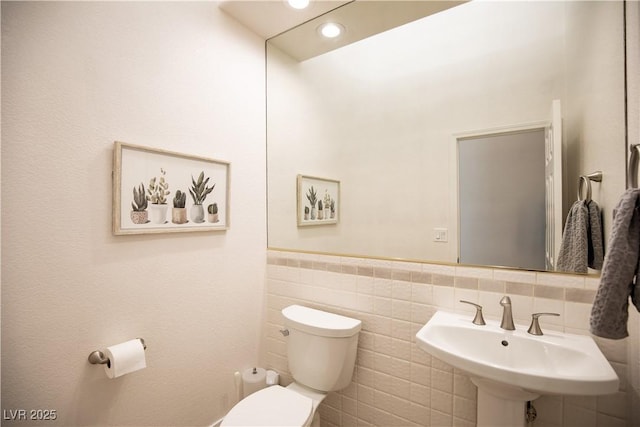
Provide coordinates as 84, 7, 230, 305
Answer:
267, 0, 626, 273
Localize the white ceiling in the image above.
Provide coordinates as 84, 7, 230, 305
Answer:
219, 0, 352, 40
219, 0, 467, 61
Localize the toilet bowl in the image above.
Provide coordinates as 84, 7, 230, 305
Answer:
221, 305, 361, 427
221, 384, 315, 427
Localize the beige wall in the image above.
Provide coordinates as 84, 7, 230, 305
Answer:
1, 2, 266, 426
564, 0, 627, 243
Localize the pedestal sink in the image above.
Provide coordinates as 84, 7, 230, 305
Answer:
415, 310, 619, 427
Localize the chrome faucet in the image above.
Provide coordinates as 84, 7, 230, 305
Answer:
500, 296, 515, 330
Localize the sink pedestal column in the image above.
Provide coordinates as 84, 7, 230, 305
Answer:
472, 377, 540, 427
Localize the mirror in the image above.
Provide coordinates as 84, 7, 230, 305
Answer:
266, 0, 626, 273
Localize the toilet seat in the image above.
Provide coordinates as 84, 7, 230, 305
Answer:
221, 385, 313, 427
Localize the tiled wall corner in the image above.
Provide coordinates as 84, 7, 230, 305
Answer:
263, 250, 628, 427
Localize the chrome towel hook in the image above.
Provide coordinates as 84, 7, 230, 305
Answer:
577, 171, 603, 202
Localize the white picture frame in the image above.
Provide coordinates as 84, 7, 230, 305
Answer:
297, 174, 340, 227
113, 141, 230, 235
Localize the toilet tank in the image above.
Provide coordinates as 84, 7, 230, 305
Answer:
282, 305, 361, 392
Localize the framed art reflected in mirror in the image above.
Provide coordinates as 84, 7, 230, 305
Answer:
297, 175, 339, 227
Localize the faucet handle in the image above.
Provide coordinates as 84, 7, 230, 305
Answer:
527, 313, 560, 335
459, 300, 486, 325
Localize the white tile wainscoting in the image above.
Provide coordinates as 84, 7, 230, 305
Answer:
263, 250, 628, 427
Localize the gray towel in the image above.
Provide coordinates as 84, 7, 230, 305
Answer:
556, 200, 604, 273
590, 188, 640, 339
587, 200, 604, 270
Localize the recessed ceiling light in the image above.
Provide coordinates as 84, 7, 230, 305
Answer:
318, 22, 344, 39
287, 0, 310, 10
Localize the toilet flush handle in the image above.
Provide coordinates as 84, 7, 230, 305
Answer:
279, 328, 289, 337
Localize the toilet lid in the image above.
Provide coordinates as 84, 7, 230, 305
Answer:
221, 385, 313, 427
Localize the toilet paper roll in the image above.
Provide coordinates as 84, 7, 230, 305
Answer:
104, 339, 146, 379
242, 367, 266, 397
266, 369, 279, 386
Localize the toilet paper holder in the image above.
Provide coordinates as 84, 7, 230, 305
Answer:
88, 338, 146, 366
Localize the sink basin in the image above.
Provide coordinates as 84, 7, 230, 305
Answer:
415, 310, 619, 396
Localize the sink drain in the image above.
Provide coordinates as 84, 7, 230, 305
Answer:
501, 340, 509, 346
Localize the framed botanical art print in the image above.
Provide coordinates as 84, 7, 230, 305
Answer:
297, 174, 340, 226
113, 141, 229, 235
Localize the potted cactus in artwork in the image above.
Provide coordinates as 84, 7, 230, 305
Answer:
317, 200, 324, 220
146, 168, 170, 224
306, 186, 317, 220
323, 191, 332, 219
330, 199, 336, 219
304, 206, 310, 220
130, 182, 148, 224
189, 171, 215, 223
172, 190, 187, 224
207, 203, 219, 223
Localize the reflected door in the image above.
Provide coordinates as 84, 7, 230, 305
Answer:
458, 128, 546, 270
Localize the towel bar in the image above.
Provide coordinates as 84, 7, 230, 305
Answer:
629, 144, 640, 188
577, 171, 603, 202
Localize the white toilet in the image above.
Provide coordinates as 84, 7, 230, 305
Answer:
221, 304, 362, 427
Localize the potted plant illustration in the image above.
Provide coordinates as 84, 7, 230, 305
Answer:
306, 186, 317, 220
317, 200, 324, 220
172, 190, 187, 224
207, 203, 219, 223
146, 168, 170, 224
130, 182, 148, 224
189, 171, 215, 223
330, 199, 336, 219
304, 206, 310, 220
323, 191, 332, 219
